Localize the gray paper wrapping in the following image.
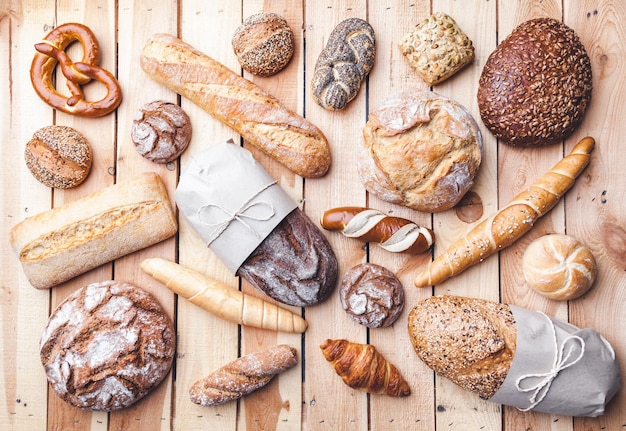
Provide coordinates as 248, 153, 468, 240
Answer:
175, 142, 297, 273
489, 305, 620, 417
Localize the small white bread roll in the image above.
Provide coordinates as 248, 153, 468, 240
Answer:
522, 234, 597, 300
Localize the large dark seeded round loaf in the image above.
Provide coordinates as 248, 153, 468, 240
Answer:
237, 208, 338, 307
40, 281, 175, 411
477, 18, 592, 147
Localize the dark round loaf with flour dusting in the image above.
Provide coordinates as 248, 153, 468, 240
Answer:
477, 18, 592, 147
237, 208, 338, 307
311, 18, 376, 110
40, 281, 175, 411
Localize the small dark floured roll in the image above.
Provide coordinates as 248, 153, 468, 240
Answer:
40, 281, 175, 411
237, 208, 338, 307
340, 263, 404, 328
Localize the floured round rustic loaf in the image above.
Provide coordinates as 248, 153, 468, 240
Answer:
359, 89, 482, 212
40, 281, 175, 411
477, 18, 592, 147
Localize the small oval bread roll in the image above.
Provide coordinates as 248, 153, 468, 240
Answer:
522, 234, 597, 300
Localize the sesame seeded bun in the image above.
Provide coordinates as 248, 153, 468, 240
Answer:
25, 125, 92, 188
232, 12, 294, 77
477, 18, 592, 147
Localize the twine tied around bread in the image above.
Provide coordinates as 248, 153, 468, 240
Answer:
515, 312, 586, 411
196, 181, 277, 245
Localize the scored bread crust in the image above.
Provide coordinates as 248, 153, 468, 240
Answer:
10, 172, 177, 289
141, 33, 330, 178
358, 89, 482, 212
407, 295, 516, 399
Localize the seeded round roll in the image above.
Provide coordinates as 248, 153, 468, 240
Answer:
40, 280, 175, 411
232, 11, 294, 76
477, 18, 592, 147
131, 100, 192, 163
25, 125, 92, 188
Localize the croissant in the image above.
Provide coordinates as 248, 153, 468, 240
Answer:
320, 206, 434, 254
320, 339, 410, 397
189, 345, 298, 406
140, 258, 307, 333
414, 136, 595, 287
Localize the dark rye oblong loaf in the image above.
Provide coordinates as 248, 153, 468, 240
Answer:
477, 18, 592, 147
407, 295, 516, 399
237, 208, 338, 307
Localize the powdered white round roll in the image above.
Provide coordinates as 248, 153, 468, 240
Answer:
522, 234, 597, 300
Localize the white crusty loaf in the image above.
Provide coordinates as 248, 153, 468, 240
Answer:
140, 33, 331, 178
10, 172, 177, 289
522, 233, 597, 300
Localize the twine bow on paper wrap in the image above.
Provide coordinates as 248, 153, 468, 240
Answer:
175, 142, 297, 274
514, 313, 585, 411
489, 306, 620, 417
196, 181, 277, 245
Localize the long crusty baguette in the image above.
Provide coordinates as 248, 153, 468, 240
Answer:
141, 258, 307, 333
189, 344, 298, 406
414, 136, 595, 287
140, 33, 331, 178
10, 173, 177, 289
407, 295, 516, 399
320, 339, 411, 397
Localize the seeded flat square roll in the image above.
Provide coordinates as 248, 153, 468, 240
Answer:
10, 172, 177, 289
399, 12, 474, 86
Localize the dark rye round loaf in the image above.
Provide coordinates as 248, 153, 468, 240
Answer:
237, 208, 338, 307
40, 281, 175, 411
477, 18, 592, 147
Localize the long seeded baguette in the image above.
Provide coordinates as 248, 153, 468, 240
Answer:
140, 33, 331, 178
141, 257, 307, 333
10, 172, 177, 289
414, 136, 594, 287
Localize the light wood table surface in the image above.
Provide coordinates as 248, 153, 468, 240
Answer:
2, 1, 624, 430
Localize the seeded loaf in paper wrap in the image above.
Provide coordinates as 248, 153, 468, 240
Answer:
408, 295, 620, 417
10, 172, 177, 289
175, 141, 338, 307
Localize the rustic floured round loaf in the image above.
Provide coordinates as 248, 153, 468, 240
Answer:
40, 280, 175, 411
358, 89, 482, 212
477, 18, 592, 147
522, 233, 597, 300
340, 263, 404, 328
232, 11, 294, 77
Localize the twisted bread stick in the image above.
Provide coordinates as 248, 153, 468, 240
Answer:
141, 258, 307, 333
189, 345, 298, 406
320, 339, 410, 397
321, 207, 434, 254
414, 137, 595, 287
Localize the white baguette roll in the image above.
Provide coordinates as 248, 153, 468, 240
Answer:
10, 172, 177, 289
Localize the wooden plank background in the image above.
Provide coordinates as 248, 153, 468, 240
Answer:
1, 1, 624, 430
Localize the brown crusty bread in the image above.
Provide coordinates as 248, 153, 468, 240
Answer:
10, 172, 177, 289
189, 344, 298, 406
140, 33, 331, 178
407, 295, 516, 399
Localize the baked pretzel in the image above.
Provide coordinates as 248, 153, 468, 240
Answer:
30, 23, 122, 117
321, 206, 434, 255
